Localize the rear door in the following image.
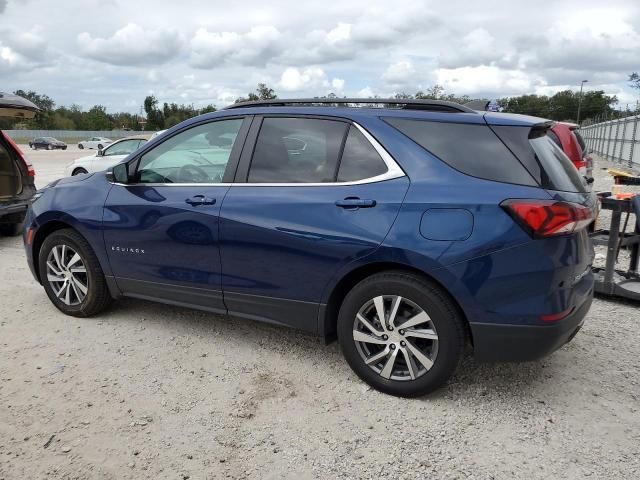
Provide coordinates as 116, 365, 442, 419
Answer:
219, 115, 409, 332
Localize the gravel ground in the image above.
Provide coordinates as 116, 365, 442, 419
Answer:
0, 148, 639, 479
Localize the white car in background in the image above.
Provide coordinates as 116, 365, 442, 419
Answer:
77, 136, 113, 150
65, 135, 149, 176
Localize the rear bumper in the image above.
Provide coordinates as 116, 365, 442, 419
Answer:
0, 201, 29, 220
470, 292, 593, 362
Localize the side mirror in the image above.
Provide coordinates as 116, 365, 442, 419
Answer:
106, 163, 129, 184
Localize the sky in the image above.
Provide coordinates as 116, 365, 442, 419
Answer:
1, 0, 639, 113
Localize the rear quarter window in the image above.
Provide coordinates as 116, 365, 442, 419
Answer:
384, 117, 536, 186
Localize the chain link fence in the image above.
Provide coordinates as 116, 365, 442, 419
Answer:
580, 115, 640, 170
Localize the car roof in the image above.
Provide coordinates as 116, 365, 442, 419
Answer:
176, 99, 550, 129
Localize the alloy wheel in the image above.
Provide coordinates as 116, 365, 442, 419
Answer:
353, 295, 438, 381
46, 244, 89, 306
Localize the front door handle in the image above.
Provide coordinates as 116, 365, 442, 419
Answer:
335, 197, 377, 209
186, 195, 216, 206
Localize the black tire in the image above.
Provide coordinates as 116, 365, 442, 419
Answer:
78, 144, 84, 149
97, 144, 103, 150
72, 168, 88, 176
38, 228, 112, 317
337, 271, 465, 397
0, 221, 23, 236
62, 146, 67, 150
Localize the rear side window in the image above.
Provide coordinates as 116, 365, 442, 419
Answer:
337, 127, 388, 182
248, 118, 348, 183
384, 117, 536, 186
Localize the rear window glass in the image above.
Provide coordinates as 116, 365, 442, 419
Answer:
384, 117, 536, 186
573, 130, 586, 151
548, 130, 562, 148
528, 135, 586, 193
489, 126, 586, 193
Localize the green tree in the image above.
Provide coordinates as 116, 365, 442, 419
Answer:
235, 83, 278, 103
13, 89, 56, 129
84, 105, 113, 130
143, 95, 165, 130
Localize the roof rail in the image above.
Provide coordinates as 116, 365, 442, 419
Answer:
224, 98, 477, 113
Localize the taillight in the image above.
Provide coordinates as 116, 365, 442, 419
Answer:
574, 160, 587, 169
501, 199, 594, 237
2, 131, 35, 177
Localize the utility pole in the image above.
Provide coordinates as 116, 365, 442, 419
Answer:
576, 79, 588, 124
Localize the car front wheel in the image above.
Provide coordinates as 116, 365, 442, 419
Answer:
38, 229, 112, 317
338, 271, 465, 397
78, 144, 84, 149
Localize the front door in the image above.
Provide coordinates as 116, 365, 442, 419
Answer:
102, 116, 250, 313
219, 116, 409, 332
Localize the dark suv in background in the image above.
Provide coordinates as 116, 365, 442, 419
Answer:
0, 92, 39, 235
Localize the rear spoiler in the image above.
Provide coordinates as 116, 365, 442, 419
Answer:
528, 121, 554, 139
0, 92, 40, 119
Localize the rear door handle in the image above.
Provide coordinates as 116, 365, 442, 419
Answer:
335, 197, 377, 209
186, 195, 216, 206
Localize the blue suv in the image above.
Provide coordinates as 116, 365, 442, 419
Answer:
24, 99, 596, 397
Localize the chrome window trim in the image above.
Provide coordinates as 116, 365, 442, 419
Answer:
108, 121, 406, 188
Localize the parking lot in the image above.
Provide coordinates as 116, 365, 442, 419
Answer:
1, 147, 639, 479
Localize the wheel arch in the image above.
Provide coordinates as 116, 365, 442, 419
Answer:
319, 261, 472, 346
32, 220, 77, 283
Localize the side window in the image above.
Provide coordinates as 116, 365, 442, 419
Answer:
248, 117, 348, 183
337, 126, 388, 182
104, 140, 139, 156
384, 117, 536, 186
136, 118, 243, 184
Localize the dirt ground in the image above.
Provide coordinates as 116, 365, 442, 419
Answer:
0, 147, 639, 479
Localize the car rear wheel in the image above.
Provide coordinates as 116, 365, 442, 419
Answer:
72, 168, 88, 176
38, 229, 112, 317
337, 271, 465, 397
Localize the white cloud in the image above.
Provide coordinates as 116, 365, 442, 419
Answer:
435, 65, 540, 97
0, 0, 638, 112
189, 25, 281, 68
278, 67, 328, 91
382, 60, 416, 86
0, 27, 52, 76
331, 78, 345, 92
77, 23, 182, 66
